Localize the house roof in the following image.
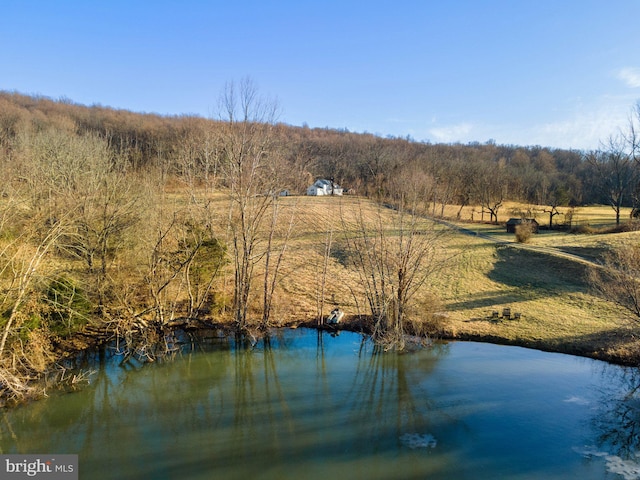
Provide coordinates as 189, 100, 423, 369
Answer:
506, 218, 538, 224
312, 179, 341, 188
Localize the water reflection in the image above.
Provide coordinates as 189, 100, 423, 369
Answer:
593, 365, 640, 457
346, 343, 440, 452
0, 330, 638, 480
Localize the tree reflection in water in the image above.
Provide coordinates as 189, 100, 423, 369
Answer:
593, 364, 640, 458
7, 330, 633, 479
344, 343, 436, 451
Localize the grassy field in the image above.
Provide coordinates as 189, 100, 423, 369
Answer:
252, 195, 640, 365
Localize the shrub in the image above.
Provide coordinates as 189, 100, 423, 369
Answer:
404, 294, 446, 337
515, 223, 534, 243
46, 276, 93, 338
570, 224, 594, 234
19, 314, 42, 342
588, 244, 640, 320
611, 221, 640, 233
570, 221, 640, 235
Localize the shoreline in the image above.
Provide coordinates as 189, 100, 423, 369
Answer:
56, 315, 640, 368
3, 314, 634, 408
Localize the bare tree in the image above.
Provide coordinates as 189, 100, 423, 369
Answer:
261, 196, 297, 328
0, 209, 68, 358
624, 103, 640, 216
586, 135, 635, 226
217, 78, 281, 330
142, 211, 200, 326
475, 158, 507, 223
450, 158, 478, 219
625, 102, 640, 164
23, 129, 142, 308
342, 172, 447, 349
0, 142, 78, 399
176, 117, 221, 200
316, 224, 335, 325
589, 244, 640, 320
540, 182, 569, 228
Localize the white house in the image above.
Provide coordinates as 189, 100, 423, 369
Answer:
306, 179, 343, 196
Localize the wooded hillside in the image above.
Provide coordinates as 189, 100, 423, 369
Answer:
0, 91, 615, 207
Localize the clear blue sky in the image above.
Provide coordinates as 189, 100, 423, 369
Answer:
2, 1, 639, 150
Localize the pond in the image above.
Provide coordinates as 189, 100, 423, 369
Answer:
2, 328, 640, 480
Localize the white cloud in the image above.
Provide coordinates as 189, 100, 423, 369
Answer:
563, 395, 590, 406
428, 122, 474, 143
528, 96, 633, 150
617, 68, 640, 88
418, 101, 632, 150
422, 94, 636, 150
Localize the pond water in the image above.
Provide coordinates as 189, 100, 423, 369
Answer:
2, 328, 640, 480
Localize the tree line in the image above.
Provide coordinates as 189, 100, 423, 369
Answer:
3, 90, 639, 220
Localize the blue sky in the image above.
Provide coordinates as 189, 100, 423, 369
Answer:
2, 1, 639, 150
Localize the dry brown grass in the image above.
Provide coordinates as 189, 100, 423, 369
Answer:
255, 196, 640, 364
1, 190, 624, 374
5, 189, 638, 366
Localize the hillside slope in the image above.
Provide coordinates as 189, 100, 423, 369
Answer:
267, 195, 637, 364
